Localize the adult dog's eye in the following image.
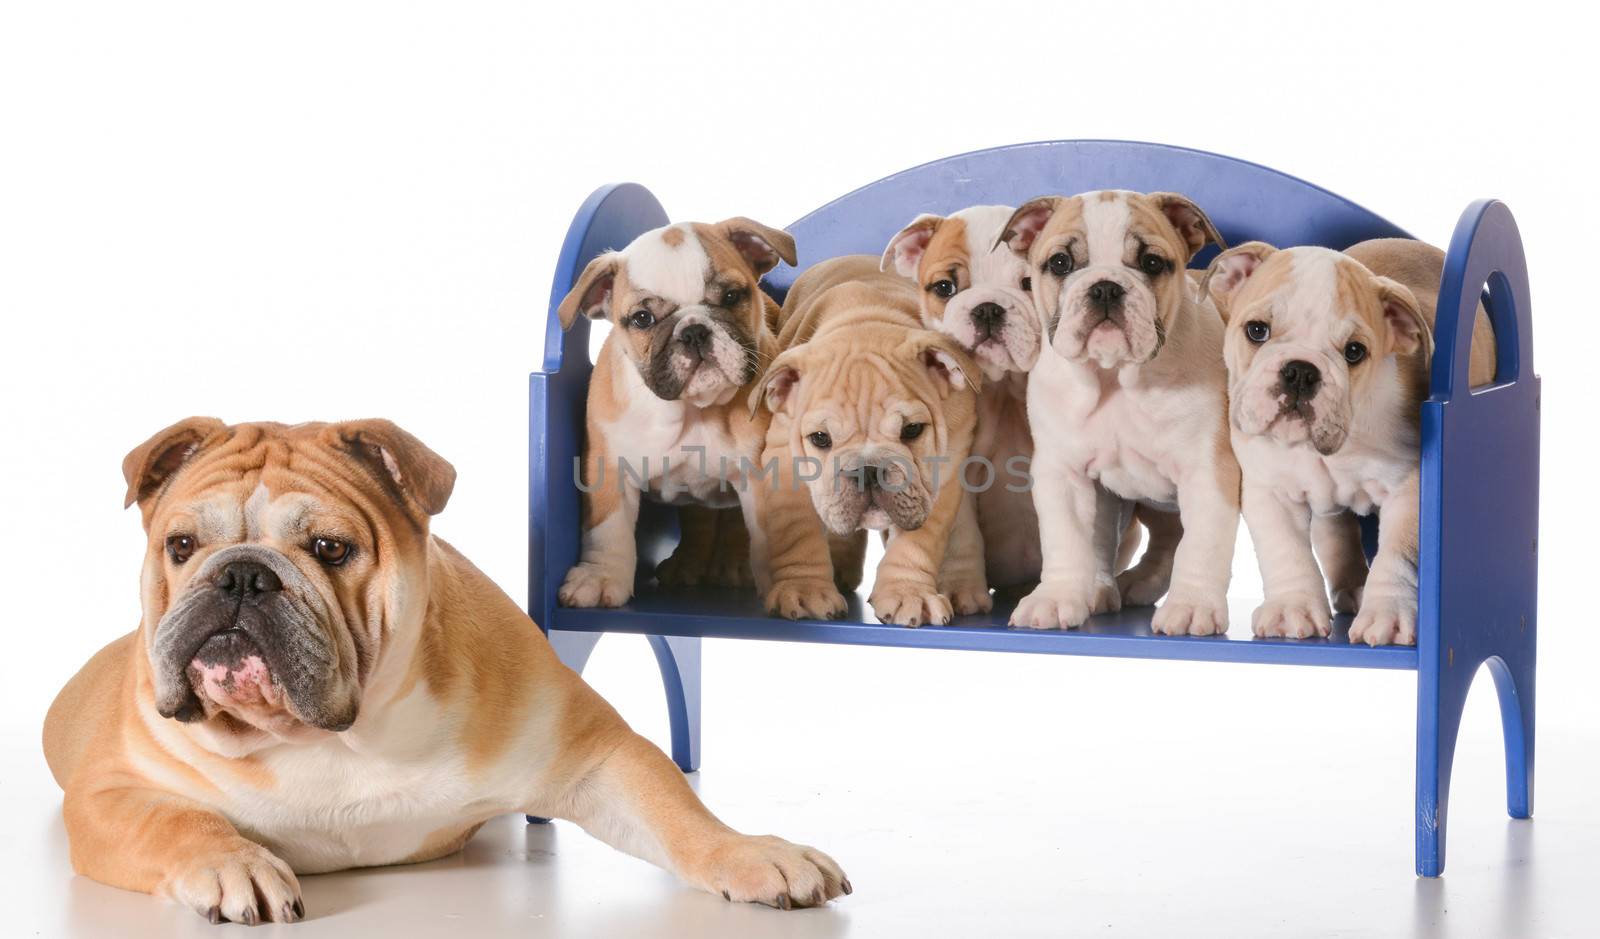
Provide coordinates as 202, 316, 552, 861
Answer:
900, 422, 926, 442
167, 534, 196, 564
1245, 321, 1271, 344
807, 431, 832, 450
1344, 341, 1368, 365
720, 287, 745, 307
930, 279, 957, 299
312, 537, 351, 566
628, 309, 656, 329
1020, 276, 1032, 292
1139, 252, 1168, 276
1046, 252, 1074, 277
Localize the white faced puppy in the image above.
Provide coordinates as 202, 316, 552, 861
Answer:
883, 206, 1184, 597
555, 219, 795, 607
1000, 191, 1240, 634
1207, 238, 1495, 645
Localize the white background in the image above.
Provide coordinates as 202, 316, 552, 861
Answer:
2, 2, 1595, 936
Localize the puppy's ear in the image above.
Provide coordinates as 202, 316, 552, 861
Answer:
331, 419, 457, 517
1203, 242, 1279, 321
557, 252, 619, 330
750, 348, 805, 418
999, 197, 1060, 255
1149, 192, 1226, 259
882, 214, 943, 278
906, 334, 980, 396
1375, 276, 1433, 359
123, 417, 227, 509
716, 217, 797, 277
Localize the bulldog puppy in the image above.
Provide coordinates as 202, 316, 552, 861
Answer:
555, 218, 795, 608
751, 255, 987, 625
1000, 191, 1241, 634
882, 206, 1182, 599
1206, 238, 1495, 645
43, 419, 848, 924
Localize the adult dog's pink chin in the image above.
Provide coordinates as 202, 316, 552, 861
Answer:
188, 632, 284, 710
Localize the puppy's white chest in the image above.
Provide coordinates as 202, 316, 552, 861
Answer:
608, 398, 744, 507
1032, 368, 1187, 505
1239, 437, 1411, 516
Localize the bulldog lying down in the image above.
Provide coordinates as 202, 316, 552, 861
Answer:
1207, 237, 1495, 644
43, 419, 847, 924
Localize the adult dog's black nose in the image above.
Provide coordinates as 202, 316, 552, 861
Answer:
1279, 360, 1322, 401
971, 302, 1006, 335
678, 323, 712, 353
215, 560, 282, 599
1086, 279, 1125, 312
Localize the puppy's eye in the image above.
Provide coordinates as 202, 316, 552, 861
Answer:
312, 537, 351, 566
1020, 276, 1032, 292
807, 431, 832, 450
1046, 252, 1074, 277
1245, 321, 1271, 344
1139, 252, 1168, 276
1344, 341, 1369, 365
900, 422, 926, 442
628, 309, 656, 329
167, 534, 196, 564
720, 287, 746, 307
930, 279, 957, 299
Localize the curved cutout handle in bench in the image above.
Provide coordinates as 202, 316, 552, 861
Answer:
1415, 199, 1539, 876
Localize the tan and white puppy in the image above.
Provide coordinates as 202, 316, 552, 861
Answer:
751, 255, 988, 626
43, 419, 848, 925
882, 206, 1182, 596
1000, 191, 1241, 634
555, 219, 795, 608
1207, 238, 1495, 645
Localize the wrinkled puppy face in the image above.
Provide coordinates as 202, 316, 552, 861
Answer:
123, 418, 454, 737
883, 205, 1041, 380
758, 334, 973, 535
558, 218, 797, 407
1208, 243, 1429, 455
1001, 191, 1222, 368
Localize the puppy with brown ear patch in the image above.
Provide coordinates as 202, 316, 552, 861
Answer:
44, 419, 847, 925
882, 205, 1183, 597
750, 255, 988, 625
555, 218, 795, 607
1000, 191, 1241, 635
1207, 238, 1496, 645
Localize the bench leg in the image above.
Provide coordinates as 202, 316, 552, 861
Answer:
1416, 659, 1473, 877
1487, 653, 1535, 821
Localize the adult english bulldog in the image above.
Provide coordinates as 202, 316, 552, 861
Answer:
555, 218, 795, 608
1000, 191, 1241, 634
1206, 237, 1495, 644
43, 419, 848, 924
881, 205, 1183, 596
750, 255, 988, 626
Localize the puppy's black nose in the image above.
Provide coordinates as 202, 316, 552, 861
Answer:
678, 324, 712, 353
971, 302, 1006, 335
215, 560, 282, 599
858, 464, 879, 490
1279, 360, 1322, 401
1086, 280, 1125, 310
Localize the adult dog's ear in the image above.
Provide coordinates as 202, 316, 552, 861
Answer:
557, 252, 620, 329
1148, 192, 1226, 259
715, 217, 797, 277
330, 419, 457, 517
882, 214, 943, 278
1203, 241, 1279, 321
998, 197, 1061, 255
123, 417, 228, 511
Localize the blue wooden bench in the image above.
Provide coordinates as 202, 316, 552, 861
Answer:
527, 140, 1539, 877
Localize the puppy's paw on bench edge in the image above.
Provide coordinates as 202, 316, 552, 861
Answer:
559, 564, 633, 608
765, 579, 848, 620
869, 581, 953, 627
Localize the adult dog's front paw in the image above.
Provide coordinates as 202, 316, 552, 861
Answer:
1008, 578, 1119, 629
559, 563, 633, 608
766, 579, 848, 620
1251, 595, 1331, 639
161, 839, 303, 925
698, 835, 851, 909
1349, 593, 1417, 646
869, 580, 953, 627
1151, 594, 1229, 636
